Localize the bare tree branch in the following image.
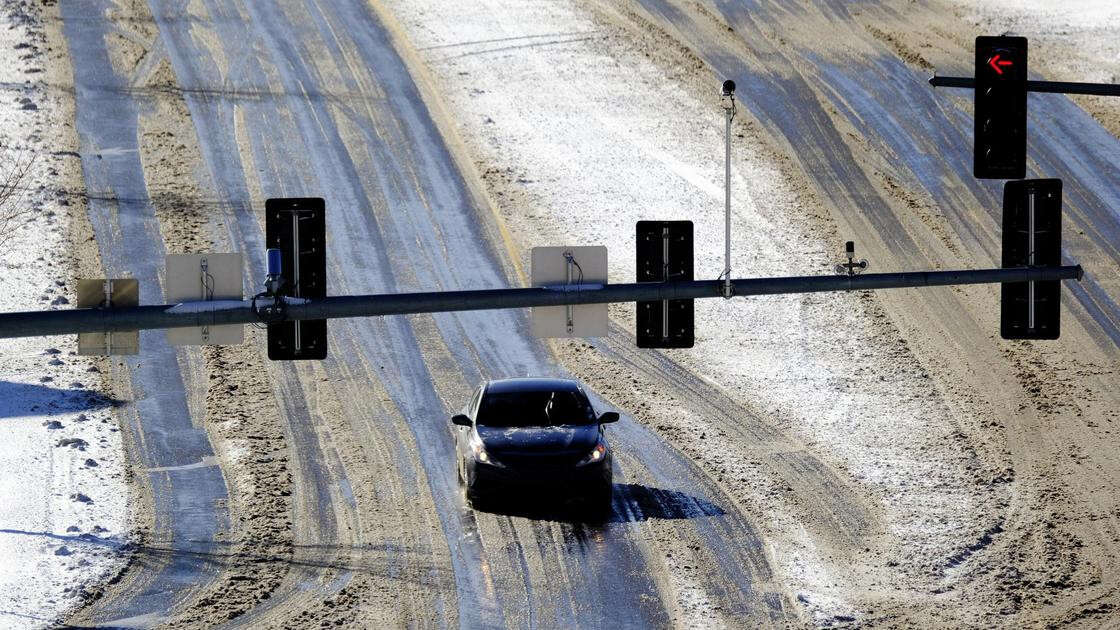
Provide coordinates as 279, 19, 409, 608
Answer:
0, 147, 38, 252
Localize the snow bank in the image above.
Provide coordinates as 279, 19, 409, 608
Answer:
965, 1, 1120, 30
0, 4, 129, 628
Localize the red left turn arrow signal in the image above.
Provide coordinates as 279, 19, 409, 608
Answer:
988, 54, 1014, 75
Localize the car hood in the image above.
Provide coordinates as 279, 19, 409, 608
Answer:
476, 424, 599, 456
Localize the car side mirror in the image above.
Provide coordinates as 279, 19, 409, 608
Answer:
598, 411, 620, 424
451, 414, 472, 427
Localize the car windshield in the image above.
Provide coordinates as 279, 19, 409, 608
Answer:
476, 390, 597, 428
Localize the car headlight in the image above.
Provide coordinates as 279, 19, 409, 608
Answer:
472, 440, 503, 467
577, 441, 608, 466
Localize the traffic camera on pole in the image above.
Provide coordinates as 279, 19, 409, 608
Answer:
720, 79, 736, 299
975, 36, 1028, 179
834, 241, 870, 278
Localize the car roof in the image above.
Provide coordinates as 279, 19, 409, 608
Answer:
484, 377, 582, 395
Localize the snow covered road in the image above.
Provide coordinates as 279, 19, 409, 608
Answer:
4, 0, 1118, 627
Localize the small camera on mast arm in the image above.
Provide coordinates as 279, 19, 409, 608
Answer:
835, 240, 870, 277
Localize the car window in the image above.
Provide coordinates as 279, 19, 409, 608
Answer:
468, 386, 483, 417
476, 390, 597, 427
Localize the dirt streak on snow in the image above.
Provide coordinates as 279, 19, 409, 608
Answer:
0, 2, 129, 628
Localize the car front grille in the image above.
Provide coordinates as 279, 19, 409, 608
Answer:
495, 452, 585, 469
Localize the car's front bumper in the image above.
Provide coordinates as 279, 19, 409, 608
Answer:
465, 455, 612, 498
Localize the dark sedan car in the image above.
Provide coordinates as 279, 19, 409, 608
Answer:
452, 378, 619, 512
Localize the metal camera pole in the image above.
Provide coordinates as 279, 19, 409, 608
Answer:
721, 79, 736, 299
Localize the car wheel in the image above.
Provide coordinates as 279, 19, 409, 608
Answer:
583, 483, 613, 520
466, 484, 488, 511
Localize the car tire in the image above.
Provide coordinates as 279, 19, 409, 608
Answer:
583, 483, 613, 520
465, 480, 485, 510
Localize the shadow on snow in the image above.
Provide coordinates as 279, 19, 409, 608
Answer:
0, 380, 121, 419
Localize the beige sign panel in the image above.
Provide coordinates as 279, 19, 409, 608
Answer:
530, 246, 608, 338
76, 278, 139, 356
164, 253, 244, 345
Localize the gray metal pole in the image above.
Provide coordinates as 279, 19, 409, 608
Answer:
0, 265, 1083, 339
722, 89, 735, 299
725, 104, 732, 293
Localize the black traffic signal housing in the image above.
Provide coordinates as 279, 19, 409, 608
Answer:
265, 197, 327, 360
975, 36, 1028, 179
636, 221, 694, 348
1002, 179, 1061, 339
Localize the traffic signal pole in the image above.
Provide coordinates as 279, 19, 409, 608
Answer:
930, 75, 1120, 97
0, 265, 1082, 340
721, 80, 736, 299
